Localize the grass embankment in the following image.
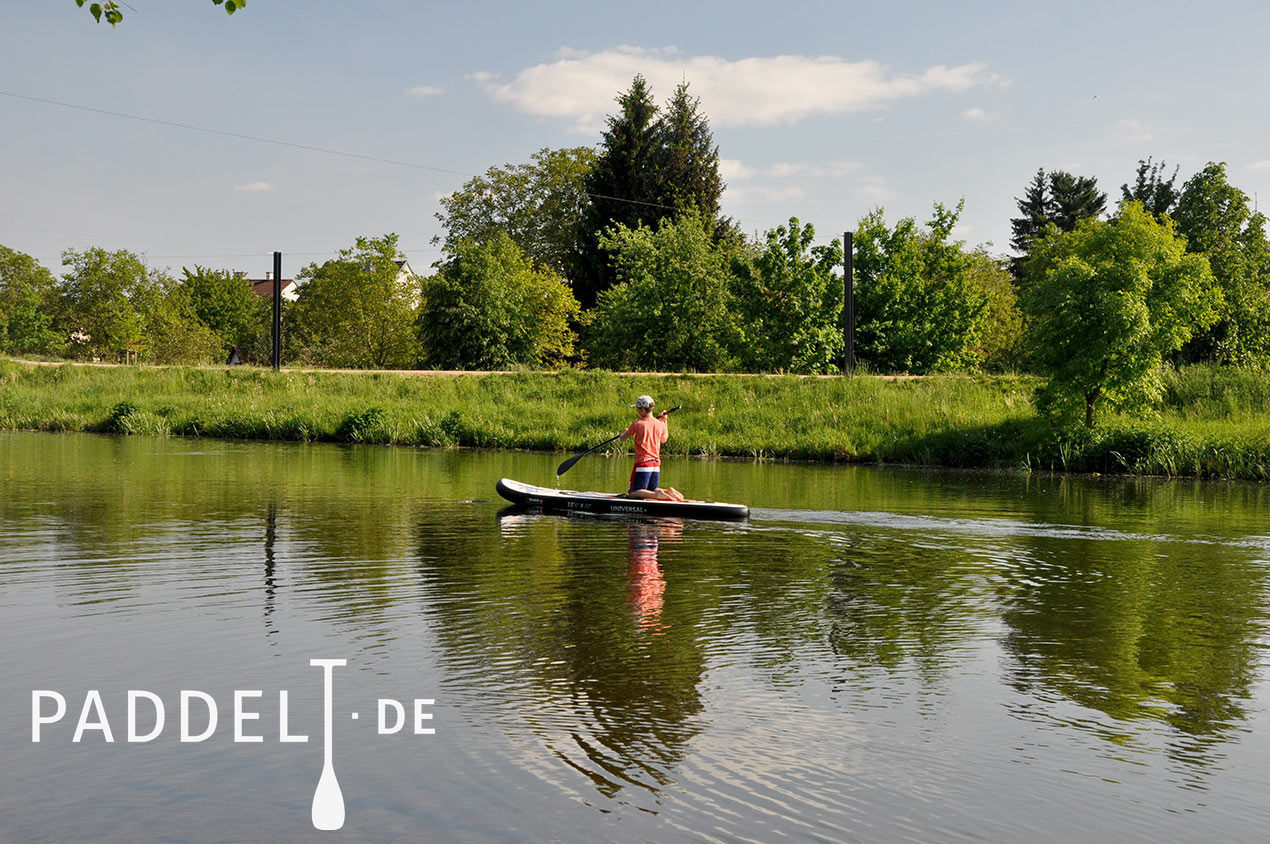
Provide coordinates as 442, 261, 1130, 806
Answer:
2, 359, 1268, 479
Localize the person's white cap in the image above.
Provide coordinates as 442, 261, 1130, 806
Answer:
631, 395, 655, 409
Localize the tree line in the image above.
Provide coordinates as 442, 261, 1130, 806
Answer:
3, 75, 1268, 427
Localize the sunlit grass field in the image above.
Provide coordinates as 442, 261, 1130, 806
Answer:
2, 359, 1267, 479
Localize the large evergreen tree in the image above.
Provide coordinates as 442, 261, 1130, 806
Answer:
651, 82, 724, 225
1048, 171, 1107, 232
1010, 168, 1107, 281
1009, 168, 1052, 277
573, 77, 728, 309
573, 76, 662, 308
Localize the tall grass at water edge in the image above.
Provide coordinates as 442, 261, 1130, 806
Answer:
1, 359, 1267, 479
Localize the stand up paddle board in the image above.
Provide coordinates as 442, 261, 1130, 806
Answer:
496, 478, 749, 521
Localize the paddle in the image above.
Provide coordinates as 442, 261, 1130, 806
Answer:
556, 405, 681, 477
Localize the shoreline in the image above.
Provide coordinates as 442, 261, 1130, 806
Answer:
2, 358, 1267, 481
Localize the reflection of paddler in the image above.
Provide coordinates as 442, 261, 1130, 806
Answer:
627, 520, 682, 633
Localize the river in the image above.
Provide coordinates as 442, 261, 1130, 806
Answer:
2, 431, 1269, 842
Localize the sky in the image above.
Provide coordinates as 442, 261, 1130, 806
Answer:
3, 0, 1270, 281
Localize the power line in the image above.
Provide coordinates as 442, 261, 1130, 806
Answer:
0, 89, 686, 215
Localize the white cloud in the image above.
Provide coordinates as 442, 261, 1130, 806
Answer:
1115, 118, 1156, 144
853, 175, 894, 203
475, 46, 1002, 132
406, 85, 443, 97
1248, 160, 1270, 173
767, 161, 859, 179
234, 181, 273, 192
962, 106, 987, 120
719, 159, 755, 180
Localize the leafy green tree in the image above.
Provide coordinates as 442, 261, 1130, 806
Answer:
133, 280, 222, 364
76, 0, 244, 28
289, 234, 420, 369
180, 265, 266, 355
964, 249, 1025, 371
853, 201, 989, 373
587, 211, 742, 372
0, 245, 62, 356
1173, 162, 1270, 365
56, 247, 153, 360
434, 147, 596, 278
1121, 157, 1180, 220
732, 219, 844, 373
419, 233, 580, 370
1024, 202, 1219, 427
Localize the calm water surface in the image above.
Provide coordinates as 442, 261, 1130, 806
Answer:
2, 431, 1269, 843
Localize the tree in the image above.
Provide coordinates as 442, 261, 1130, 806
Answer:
1023, 202, 1219, 427
434, 147, 596, 279
732, 219, 844, 373
963, 249, 1025, 372
1121, 157, 1180, 220
573, 76, 664, 308
0, 245, 62, 356
573, 77, 730, 308
853, 201, 990, 373
1010, 168, 1053, 266
1173, 162, 1270, 365
1049, 171, 1107, 232
56, 247, 153, 360
419, 234, 580, 370
289, 234, 420, 369
650, 83, 725, 230
1010, 169, 1106, 281
180, 265, 267, 355
587, 211, 742, 372
133, 280, 222, 365
76, 0, 244, 28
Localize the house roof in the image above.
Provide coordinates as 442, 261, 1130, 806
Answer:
249, 278, 299, 300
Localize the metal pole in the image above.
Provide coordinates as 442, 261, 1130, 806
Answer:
271, 251, 282, 371
843, 232, 855, 373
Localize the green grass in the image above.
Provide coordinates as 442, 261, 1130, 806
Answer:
2, 359, 1268, 480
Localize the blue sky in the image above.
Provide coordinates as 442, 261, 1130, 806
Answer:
3, 1, 1269, 280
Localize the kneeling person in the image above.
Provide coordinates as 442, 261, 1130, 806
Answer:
620, 395, 684, 502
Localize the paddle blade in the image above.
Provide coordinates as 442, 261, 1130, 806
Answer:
556, 453, 585, 476
557, 431, 622, 476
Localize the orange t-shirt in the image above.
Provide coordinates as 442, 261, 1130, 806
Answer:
624, 416, 668, 465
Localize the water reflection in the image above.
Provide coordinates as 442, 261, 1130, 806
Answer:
997, 530, 1267, 776
626, 520, 678, 634
417, 509, 707, 805
264, 501, 277, 637
3, 432, 1270, 842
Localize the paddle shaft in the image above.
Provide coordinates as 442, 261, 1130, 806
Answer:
556, 405, 681, 477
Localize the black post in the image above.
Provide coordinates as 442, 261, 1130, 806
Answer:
843, 231, 855, 373
271, 251, 282, 371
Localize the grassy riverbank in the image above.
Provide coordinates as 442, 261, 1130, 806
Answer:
2, 359, 1268, 479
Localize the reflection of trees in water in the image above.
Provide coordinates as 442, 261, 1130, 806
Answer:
415, 510, 706, 802
822, 535, 989, 687
998, 533, 1267, 772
